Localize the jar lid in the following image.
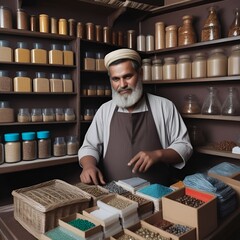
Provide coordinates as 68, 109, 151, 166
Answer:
164, 57, 175, 63
85, 52, 94, 58
16, 71, 27, 77
37, 131, 50, 139
63, 45, 71, 51
0, 70, 9, 77
166, 25, 177, 31
210, 48, 225, 54
68, 18, 76, 22
33, 42, 43, 49
155, 21, 164, 25
178, 54, 191, 60
17, 42, 28, 49
22, 132, 35, 141
35, 72, 46, 78
4, 133, 19, 142
182, 15, 193, 20
95, 52, 105, 59
50, 73, 60, 79
0, 101, 10, 108
86, 22, 94, 26
194, 52, 206, 58
0, 40, 10, 47
142, 58, 151, 63
62, 73, 71, 79
59, 18, 67, 22
152, 59, 162, 64
54, 136, 65, 144
51, 44, 61, 50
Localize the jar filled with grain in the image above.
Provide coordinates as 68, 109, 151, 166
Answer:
31, 108, 43, 122
37, 131, 51, 159
152, 59, 162, 81
0, 6, 13, 29
53, 136, 66, 157
16, 8, 29, 30
228, 44, 240, 76
42, 108, 55, 122
55, 108, 65, 121
67, 135, 79, 155
207, 48, 227, 77
182, 94, 201, 114
22, 132, 37, 161
163, 57, 176, 80
0, 70, 12, 92
165, 25, 177, 48
142, 58, 152, 81
18, 108, 31, 122
201, 6, 221, 41
177, 54, 192, 79
0, 40, 13, 62
4, 133, 21, 163
155, 22, 165, 50
84, 108, 94, 121
64, 108, 75, 121
192, 52, 207, 78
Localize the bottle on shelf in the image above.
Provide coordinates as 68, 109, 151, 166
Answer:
155, 22, 165, 50
221, 87, 240, 116
228, 8, 240, 37
0, 40, 13, 62
49, 44, 63, 65
165, 25, 177, 48
33, 72, 50, 92
142, 58, 152, 81
50, 17, 58, 34
181, 94, 201, 114
31, 108, 43, 122
0, 6, 12, 29
163, 57, 176, 80
31, 43, 47, 64
62, 73, 73, 92
53, 137, 66, 157
86, 22, 95, 41
15, 42, 30, 63
64, 108, 75, 121
66, 136, 79, 155
68, 19, 76, 37
201, 87, 221, 115
137, 35, 146, 52
14, 71, 32, 92
16, 8, 29, 30
0, 101, 14, 123
42, 108, 55, 122
22, 132, 37, 161
127, 30, 136, 49
39, 14, 49, 33
49, 73, 63, 92
17, 108, 31, 123
63, 44, 74, 65
4, 133, 21, 163
151, 59, 163, 81
58, 18, 68, 35
55, 108, 65, 121
146, 34, 154, 52
201, 6, 221, 41
228, 44, 240, 76
37, 131, 51, 159
176, 54, 191, 79
192, 52, 207, 78
0, 70, 12, 92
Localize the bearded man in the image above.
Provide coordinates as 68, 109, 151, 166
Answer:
78, 48, 192, 186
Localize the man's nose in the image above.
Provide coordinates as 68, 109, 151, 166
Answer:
119, 78, 127, 87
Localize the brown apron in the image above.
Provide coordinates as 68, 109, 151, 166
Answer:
101, 95, 170, 185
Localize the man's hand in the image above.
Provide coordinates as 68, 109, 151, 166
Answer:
80, 156, 106, 185
128, 150, 161, 173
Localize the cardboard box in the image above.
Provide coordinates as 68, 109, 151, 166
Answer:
162, 187, 218, 240
208, 172, 240, 203
59, 213, 103, 239
142, 211, 196, 240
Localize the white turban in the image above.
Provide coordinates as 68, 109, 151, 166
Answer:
104, 48, 141, 68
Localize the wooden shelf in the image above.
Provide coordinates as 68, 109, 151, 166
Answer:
196, 146, 240, 160
0, 155, 78, 174
0, 92, 77, 95
182, 114, 240, 122
0, 121, 77, 127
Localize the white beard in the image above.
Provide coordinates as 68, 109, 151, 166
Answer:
112, 80, 143, 108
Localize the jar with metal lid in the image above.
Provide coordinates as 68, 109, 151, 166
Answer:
64, 108, 75, 121
0, 40, 13, 62
152, 59, 162, 81
0, 70, 12, 92
22, 132, 37, 161
95, 25, 102, 42
77, 22, 84, 38
37, 131, 51, 159
0, 6, 12, 29
228, 45, 240, 76
58, 18, 67, 35
137, 35, 145, 52
67, 136, 79, 155
103, 26, 111, 44
228, 8, 240, 37
163, 57, 176, 80
142, 59, 152, 81
86, 22, 94, 41
178, 15, 196, 46
18, 108, 31, 122
17, 8, 28, 30
68, 18, 76, 37
15, 42, 30, 63
39, 14, 49, 33
31, 108, 43, 122
155, 22, 165, 50
201, 6, 221, 41
53, 137, 66, 157
0, 136, 4, 164
207, 48, 227, 77
177, 54, 191, 79
127, 30, 136, 49
192, 53, 207, 78
4, 133, 21, 163
181, 94, 201, 114
146, 35, 154, 52
166, 25, 177, 48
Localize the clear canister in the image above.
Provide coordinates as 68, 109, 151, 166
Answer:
228, 45, 240, 76
22, 132, 37, 161
192, 52, 207, 78
31, 108, 43, 122
163, 57, 176, 80
37, 131, 51, 159
142, 58, 152, 81
64, 108, 75, 121
137, 35, 146, 52
4, 133, 21, 163
146, 35, 154, 52
53, 137, 66, 157
177, 54, 191, 79
152, 59, 163, 81
18, 108, 31, 122
67, 136, 79, 155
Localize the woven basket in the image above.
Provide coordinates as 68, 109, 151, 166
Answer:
12, 179, 91, 239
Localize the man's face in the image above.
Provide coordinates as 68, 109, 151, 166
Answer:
109, 60, 143, 108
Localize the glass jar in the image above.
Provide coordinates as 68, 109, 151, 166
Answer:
53, 137, 66, 157
18, 108, 31, 122
181, 94, 201, 114
189, 125, 205, 147
201, 6, 221, 41
127, 30, 136, 49
221, 87, 240, 116
15, 41, 30, 63
16, 8, 28, 30
0, 70, 12, 92
77, 22, 84, 38
42, 108, 55, 122
31, 108, 43, 122
192, 53, 207, 78
68, 18, 76, 37
55, 107, 65, 121
228, 45, 240, 76
228, 8, 240, 37
103, 26, 111, 44
176, 54, 191, 79
152, 59, 162, 81
0, 40, 13, 62
22, 132, 37, 161
201, 87, 221, 115
207, 49, 227, 77
67, 136, 79, 155
37, 131, 51, 159
4, 133, 21, 163
0, 6, 12, 29
39, 14, 49, 33
165, 25, 177, 48
86, 22, 94, 41
178, 15, 196, 46
84, 108, 94, 121
0, 101, 14, 123
64, 108, 75, 121
163, 57, 176, 80
142, 59, 152, 81
95, 25, 102, 42
58, 18, 67, 35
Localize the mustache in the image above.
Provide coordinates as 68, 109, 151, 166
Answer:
117, 86, 133, 93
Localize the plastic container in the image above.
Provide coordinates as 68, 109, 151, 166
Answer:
176, 54, 191, 79
17, 108, 31, 122
31, 43, 47, 64
67, 136, 79, 155
163, 57, 176, 80
228, 45, 240, 76
0, 101, 14, 123
14, 71, 32, 92
4, 133, 21, 163
22, 132, 37, 161
192, 53, 207, 78
142, 59, 152, 81
0, 70, 12, 92
37, 131, 51, 159
53, 137, 66, 157
15, 42, 30, 63
0, 40, 13, 62
33, 72, 50, 92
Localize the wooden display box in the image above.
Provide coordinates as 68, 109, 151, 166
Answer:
59, 213, 103, 239
162, 187, 217, 240
11, 179, 91, 239
208, 172, 240, 203
143, 211, 196, 240
110, 229, 142, 240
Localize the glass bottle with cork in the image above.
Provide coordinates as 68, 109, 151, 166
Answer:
15, 42, 30, 63
31, 43, 47, 64
49, 44, 63, 65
